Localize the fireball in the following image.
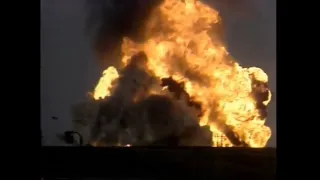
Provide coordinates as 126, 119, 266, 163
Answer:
92, 0, 272, 147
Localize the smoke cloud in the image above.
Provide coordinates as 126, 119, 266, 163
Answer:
85, 0, 249, 69
81, 0, 271, 147
86, 0, 164, 70
88, 52, 203, 146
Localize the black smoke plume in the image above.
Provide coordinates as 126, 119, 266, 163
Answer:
85, 0, 248, 69
88, 52, 209, 146
84, 0, 259, 146
86, 0, 164, 69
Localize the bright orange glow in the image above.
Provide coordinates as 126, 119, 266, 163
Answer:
92, 0, 272, 147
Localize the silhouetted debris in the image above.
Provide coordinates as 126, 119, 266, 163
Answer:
161, 77, 186, 99
251, 77, 270, 120
57, 131, 84, 146
161, 77, 203, 117
214, 123, 248, 147
51, 116, 59, 120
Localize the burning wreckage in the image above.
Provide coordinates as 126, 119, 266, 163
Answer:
71, 0, 272, 147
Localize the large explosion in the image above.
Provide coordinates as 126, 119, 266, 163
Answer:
82, 0, 272, 147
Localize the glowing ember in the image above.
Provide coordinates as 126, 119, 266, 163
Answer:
92, 0, 272, 147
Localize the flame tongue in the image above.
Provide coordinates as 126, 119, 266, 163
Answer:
92, 0, 272, 147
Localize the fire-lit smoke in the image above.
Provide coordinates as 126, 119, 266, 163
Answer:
90, 52, 200, 146
87, 0, 272, 147
86, 0, 164, 69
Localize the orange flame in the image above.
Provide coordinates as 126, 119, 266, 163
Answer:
93, 66, 119, 100
93, 0, 272, 147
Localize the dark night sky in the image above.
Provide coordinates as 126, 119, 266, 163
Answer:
41, 0, 276, 147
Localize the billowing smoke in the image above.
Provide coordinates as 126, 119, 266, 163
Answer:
79, 0, 272, 147
89, 52, 208, 146
85, 0, 164, 69
84, 0, 213, 146
85, 0, 247, 69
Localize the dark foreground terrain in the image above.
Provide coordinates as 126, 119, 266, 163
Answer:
42, 147, 276, 179
203, 147, 276, 179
